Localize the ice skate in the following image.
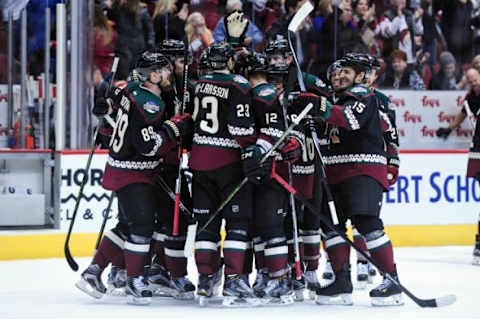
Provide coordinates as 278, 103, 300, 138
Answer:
290, 270, 305, 302
304, 270, 321, 299
253, 269, 269, 297
75, 264, 106, 299
107, 266, 127, 296
473, 235, 480, 265
315, 265, 353, 306
356, 261, 368, 290
169, 276, 195, 300
369, 268, 403, 306
197, 269, 223, 307
259, 275, 295, 305
146, 263, 172, 297
322, 260, 335, 283
221, 274, 261, 307
368, 263, 377, 283
125, 276, 152, 305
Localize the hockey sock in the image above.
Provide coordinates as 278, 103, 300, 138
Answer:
223, 229, 249, 275
324, 233, 350, 273
124, 239, 151, 277
93, 229, 125, 269
287, 238, 304, 265
164, 234, 188, 278
353, 228, 369, 262
195, 240, 221, 275
151, 231, 166, 267
244, 240, 254, 275
264, 237, 289, 278
253, 236, 265, 270
365, 230, 395, 274
301, 229, 321, 271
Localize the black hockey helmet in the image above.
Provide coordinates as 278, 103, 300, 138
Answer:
366, 54, 381, 70
342, 52, 372, 74
243, 52, 269, 76
206, 42, 235, 70
266, 62, 289, 84
265, 39, 292, 58
133, 51, 171, 82
156, 39, 185, 58
326, 59, 344, 83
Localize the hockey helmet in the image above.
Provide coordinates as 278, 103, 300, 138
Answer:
266, 62, 289, 84
326, 59, 344, 83
133, 51, 172, 82
342, 52, 372, 74
242, 52, 269, 76
265, 39, 292, 58
206, 42, 235, 70
156, 39, 185, 57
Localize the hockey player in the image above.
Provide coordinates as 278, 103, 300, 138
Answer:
436, 68, 480, 265
241, 52, 304, 304
76, 52, 193, 305
265, 39, 330, 299
190, 42, 261, 306
309, 56, 404, 306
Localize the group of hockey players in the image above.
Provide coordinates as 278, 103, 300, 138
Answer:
74, 9, 407, 308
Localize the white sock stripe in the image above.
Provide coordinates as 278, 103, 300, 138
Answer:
124, 241, 150, 253
352, 228, 361, 237
195, 241, 219, 251
264, 246, 288, 257
302, 234, 321, 244
303, 254, 321, 261
105, 230, 124, 249
152, 232, 166, 242
287, 238, 303, 245
164, 248, 185, 258
254, 242, 265, 252
366, 234, 391, 250
325, 236, 346, 248
223, 240, 249, 251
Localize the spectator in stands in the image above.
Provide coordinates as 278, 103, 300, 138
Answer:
242, 0, 277, 41
352, 0, 380, 55
152, 0, 188, 45
381, 49, 425, 90
438, 0, 473, 68
185, 12, 213, 57
104, 0, 155, 80
420, 0, 441, 68
430, 51, 462, 90
94, 5, 117, 76
375, 0, 424, 66
189, 0, 220, 31
212, 0, 263, 48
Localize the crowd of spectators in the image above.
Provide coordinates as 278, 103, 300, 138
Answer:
5, 0, 480, 91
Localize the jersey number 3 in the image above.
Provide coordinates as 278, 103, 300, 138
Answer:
193, 96, 219, 134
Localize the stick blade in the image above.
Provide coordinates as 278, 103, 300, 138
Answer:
64, 245, 79, 271
417, 294, 456, 308
288, 1, 314, 32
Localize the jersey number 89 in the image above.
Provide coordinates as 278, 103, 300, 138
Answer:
109, 108, 129, 153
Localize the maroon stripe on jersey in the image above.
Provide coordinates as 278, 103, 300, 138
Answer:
235, 135, 257, 148
386, 144, 398, 157
369, 242, 395, 274
467, 159, 480, 177
93, 236, 123, 269
165, 256, 187, 277
125, 251, 149, 277
325, 164, 388, 190
292, 174, 314, 199
189, 144, 240, 170
195, 250, 221, 275
102, 164, 158, 191
326, 105, 351, 129
326, 243, 350, 273
224, 251, 246, 275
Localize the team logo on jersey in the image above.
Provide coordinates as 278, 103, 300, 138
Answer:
315, 79, 325, 87
259, 88, 275, 97
143, 101, 160, 113
350, 86, 367, 94
232, 205, 239, 213
233, 75, 248, 84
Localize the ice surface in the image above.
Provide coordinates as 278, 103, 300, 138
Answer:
0, 246, 478, 319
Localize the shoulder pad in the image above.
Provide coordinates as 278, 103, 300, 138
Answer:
126, 81, 141, 91
345, 85, 371, 99
232, 75, 250, 89
374, 89, 391, 107
253, 84, 277, 102
302, 72, 328, 93
142, 100, 161, 114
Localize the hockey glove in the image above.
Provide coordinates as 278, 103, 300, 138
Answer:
294, 92, 331, 120
280, 136, 302, 164
93, 97, 113, 117
387, 165, 399, 186
225, 11, 249, 47
163, 113, 194, 142
436, 127, 452, 139
241, 145, 273, 184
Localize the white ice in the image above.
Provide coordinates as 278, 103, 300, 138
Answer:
0, 246, 478, 319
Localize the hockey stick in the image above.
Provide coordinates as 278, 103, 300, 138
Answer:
172, 36, 191, 236
93, 191, 116, 252
269, 169, 456, 308
64, 57, 119, 271
463, 100, 478, 130
197, 102, 314, 234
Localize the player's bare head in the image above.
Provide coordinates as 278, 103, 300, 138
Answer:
206, 42, 236, 72
466, 68, 480, 92
265, 39, 292, 66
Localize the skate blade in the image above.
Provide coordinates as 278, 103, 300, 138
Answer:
308, 289, 316, 300
260, 292, 295, 306
315, 293, 353, 305
75, 278, 105, 299
354, 280, 367, 290
126, 294, 151, 305
172, 291, 195, 300
221, 296, 262, 307
149, 283, 176, 297
107, 285, 126, 297
473, 256, 480, 265
371, 294, 404, 307
294, 289, 305, 302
